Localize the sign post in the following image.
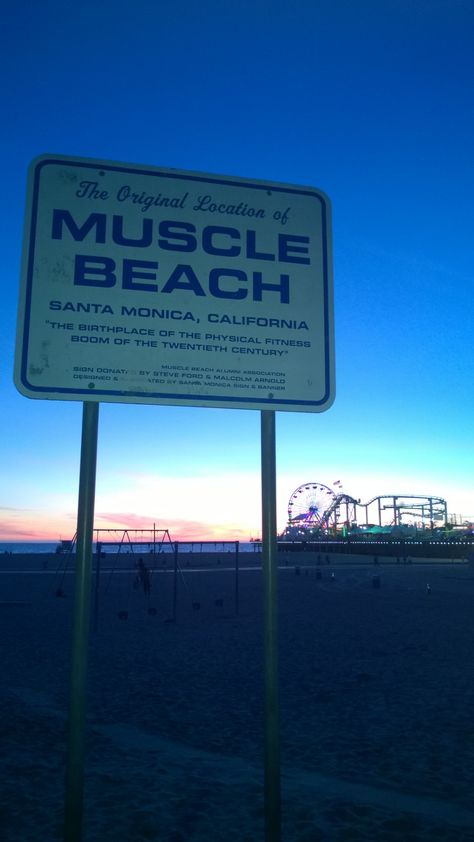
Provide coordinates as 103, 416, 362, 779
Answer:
64, 402, 99, 842
15, 154, 334, 842
261, 410, 280, 841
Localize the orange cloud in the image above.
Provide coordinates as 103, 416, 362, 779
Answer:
0, 506, 258, 543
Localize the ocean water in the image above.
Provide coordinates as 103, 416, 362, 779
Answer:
0, 540, 260, 554
0, 542, 59, 554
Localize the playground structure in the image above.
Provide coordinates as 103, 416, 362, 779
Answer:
283, 481, 451, 539
95, 527, 173, 554
54, 531, 242, 627
51, 518, 473, 625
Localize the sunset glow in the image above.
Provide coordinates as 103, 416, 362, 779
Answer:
1, 1, 472, 544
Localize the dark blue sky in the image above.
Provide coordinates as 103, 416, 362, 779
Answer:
1, 0, 473, 540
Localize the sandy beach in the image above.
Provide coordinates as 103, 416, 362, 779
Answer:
1, 552, 474, 840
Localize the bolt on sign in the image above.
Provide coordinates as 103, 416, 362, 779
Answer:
15, 155, 334, 412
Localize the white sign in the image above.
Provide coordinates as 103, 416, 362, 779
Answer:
15, 155, 334, 412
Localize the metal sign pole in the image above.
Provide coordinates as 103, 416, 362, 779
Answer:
261, 410, 281, 842
64, 401, 100, 842
235, 540, 240, 616
173, 541, 179, 622
93, 541, 101, 634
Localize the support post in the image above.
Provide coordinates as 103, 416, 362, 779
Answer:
64, 402, 99, 842
261, 410, 281, 842
93, 541, 101, 634
172, 541, 178, 622
235, 540, 240, 616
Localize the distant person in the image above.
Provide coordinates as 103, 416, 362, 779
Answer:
136, 558, 151, 597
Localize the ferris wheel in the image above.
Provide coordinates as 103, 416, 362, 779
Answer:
287, 482, 337, 531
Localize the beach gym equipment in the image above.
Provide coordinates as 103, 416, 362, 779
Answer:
93, 528, 172, 627
172, 541, 240, 620
56, 532, 242, 625
101, 540, 141, 623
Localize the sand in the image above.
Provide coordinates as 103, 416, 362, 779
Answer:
1, 553, 474, 840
